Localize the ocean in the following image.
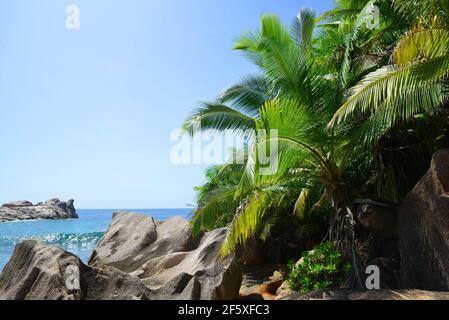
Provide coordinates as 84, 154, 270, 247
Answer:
0, 208, 192, 272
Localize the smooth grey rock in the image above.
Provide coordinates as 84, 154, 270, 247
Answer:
88, 212, 197, 273
2, 201, 34, 208
0, 240, 150, 300
0, 213, 242, 300
89, 212, 242, 300
134, 228, 242, 300
0, 198, 78, 222
398, 149, 449, 291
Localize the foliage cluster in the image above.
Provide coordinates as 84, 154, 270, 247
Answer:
288, 242, 352, 293
187, 0, 449, 268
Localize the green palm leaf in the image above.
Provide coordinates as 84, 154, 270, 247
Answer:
218, 74, 273, 113
183, 102, 256, 135
292, 8, 316, 46
330, 55, 449, 126
191, 186, 239, 236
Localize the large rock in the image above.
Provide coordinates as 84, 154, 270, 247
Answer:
275, 280, 296, 300
133, 228, 241, 300
88, 212, 198, 273
356, 200, 398, 239
0, 198, 78, 222
0, 213, 242, 300
398, 149, 449, 290
0, 240, 150, 300
279, 289, 449, 300
239, 267, 286, 300
89, 212, 242, 300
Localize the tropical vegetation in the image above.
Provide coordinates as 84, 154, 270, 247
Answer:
287, 241, 352, 293
184, 0, 449, 280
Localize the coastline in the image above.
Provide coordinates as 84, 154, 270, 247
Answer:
0, 208, 192, 272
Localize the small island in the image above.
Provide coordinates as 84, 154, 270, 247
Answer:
0, 199, 78, 223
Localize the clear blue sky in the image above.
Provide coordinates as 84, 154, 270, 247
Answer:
0, 0, 333, 209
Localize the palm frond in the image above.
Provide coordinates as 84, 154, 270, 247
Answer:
218, 74, 273, 113
394, 29, 449, 67
183, 102, 256, 135
191, 186, 239, 236
292, 8, 316, 46
330, 55, 449, 126
220, 182, 294, 256
391, 0, 449, 27
293, 188, 310, 219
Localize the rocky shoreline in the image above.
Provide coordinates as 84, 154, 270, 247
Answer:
0, 212, 242, 300
2, 151, 449, 300
2, 207, 449, 300
0, 199, 78, 223
240, 150, 449, 300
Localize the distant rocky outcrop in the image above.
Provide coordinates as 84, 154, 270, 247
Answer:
0, 212, 242, 300
398, 149, 449, 291
0, 198, 78, 222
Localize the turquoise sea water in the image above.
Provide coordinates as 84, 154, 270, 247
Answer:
0, 209, 192, 272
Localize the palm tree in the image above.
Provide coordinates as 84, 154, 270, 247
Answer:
183, 74, 273, 137
330, 0, 449, 126
328, 0, 449, 200
185, 11, 368, 256
185, 0, 449, 257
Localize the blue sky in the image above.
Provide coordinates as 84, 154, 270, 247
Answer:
0, 0, 333, 209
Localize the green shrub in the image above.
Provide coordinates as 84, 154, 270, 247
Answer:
193, 165, 242, 229
287, 242, 352, 293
